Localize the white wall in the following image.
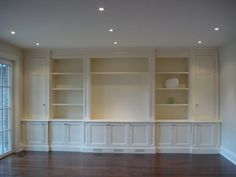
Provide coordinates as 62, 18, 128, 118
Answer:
220, 39, 236, 164
0, 40, 23, 152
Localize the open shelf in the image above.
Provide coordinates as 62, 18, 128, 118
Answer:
155, 57, 189, 120
91, 58, 148, 73
53, 59, 83, 73
52, 106, 83, 120
90, 57, 149, 121
51, 58, 84, 120
155, 104, 188, 120
156, 58, 189, 73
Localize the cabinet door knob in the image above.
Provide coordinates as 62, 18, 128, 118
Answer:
196, 104, 198, 107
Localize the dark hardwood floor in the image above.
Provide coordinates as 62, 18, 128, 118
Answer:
0, 152, 236, 177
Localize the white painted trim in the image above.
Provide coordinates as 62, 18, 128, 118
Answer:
22, 145, 50, 151
50, 146, 83, 152
0, 151, 13, 159
192, 148, 220, 154
220, 146, 236, 165
156, 147, 191, 153
51, 48, 155, 58
0, 51, 21, 61
82, 147, 156, 154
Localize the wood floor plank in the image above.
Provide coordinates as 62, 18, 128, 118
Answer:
0, 152, 236, 177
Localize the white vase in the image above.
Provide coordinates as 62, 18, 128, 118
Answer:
165, 78, 179, 88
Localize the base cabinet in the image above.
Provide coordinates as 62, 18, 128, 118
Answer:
21, 121, 220, 154
192, 123, 219, 153
21, 121, 48, 151
50, 122, 83, 151
85, 122, 154, 153
156, 123, 192, 153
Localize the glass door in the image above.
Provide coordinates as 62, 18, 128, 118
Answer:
0, 59, 12, 157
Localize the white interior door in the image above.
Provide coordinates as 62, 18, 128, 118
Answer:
0, 59, 12, 157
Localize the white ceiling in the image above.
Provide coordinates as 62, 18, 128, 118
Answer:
0, 0, 236, 49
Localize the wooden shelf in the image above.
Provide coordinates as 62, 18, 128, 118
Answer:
156, 72, 189, 74
156, 104, 189, 106
52, 103, 84, 106
156, 88, 188, 90
52, 88, 83, 91
51, 117, 83, 120
52, 73, 83, 75
91, 72, 148, 75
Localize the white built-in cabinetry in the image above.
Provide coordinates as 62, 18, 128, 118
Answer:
156, 123, 192, 152
155, 57, 189, 120
190, 52, 218, 121
49, 122, 83, 151
24, 57, 49, 119
51, 58, 85, 120
85, 122, 154, 153
21, 48, 220, 154
21, 121, 48, 151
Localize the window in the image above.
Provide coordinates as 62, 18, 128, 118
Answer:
0, 60, 12, 157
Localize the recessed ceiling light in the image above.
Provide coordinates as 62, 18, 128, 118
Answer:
114, 41, 118, 45
214, 27, 219, 31
98, 7, 104, 11
35, 42, 40, 46
198, 40, 202, 44
109, 28, 114, 32
11, 31, 15, 35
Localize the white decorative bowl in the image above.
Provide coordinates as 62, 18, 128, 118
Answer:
165, 78, 179, 88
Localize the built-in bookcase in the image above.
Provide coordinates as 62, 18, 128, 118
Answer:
90, 58, 150, 121
51, 58, 84, 119
155, 58, 189, 120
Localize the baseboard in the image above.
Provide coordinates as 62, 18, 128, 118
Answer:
220, 146, 236, 165
82, 147, 156, 154
14, 148, 24, 153
22, 145, 49, 151
191, 147, 220, 154
50, 145, 82, 152
156, 147, 191, 153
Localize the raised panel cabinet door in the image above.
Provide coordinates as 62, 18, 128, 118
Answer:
109, 123, 128, 146
25, 58, 49, 119
172, 123, 191, 147
87, 123, 107, 146
156, 123, 172, 147
195, 123, 218, 148
50, 122, 66, 145
191, 54, 217, 120
67, 123, 82, 145
26, 122, 47, 145
130, 124, 150, 146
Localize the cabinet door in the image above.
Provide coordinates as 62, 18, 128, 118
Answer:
67, 123, 83, 145
25, 58, 49, 119
156, 123, 172, 147
129, 124, 151, 146
172, 123, 191, 147
193, 123, 218, 148
191, 54, 218, 120
25, 122, 48, 145
50, 122, 66, 145
109, 123, 128, 146
87, 123, 107, 146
